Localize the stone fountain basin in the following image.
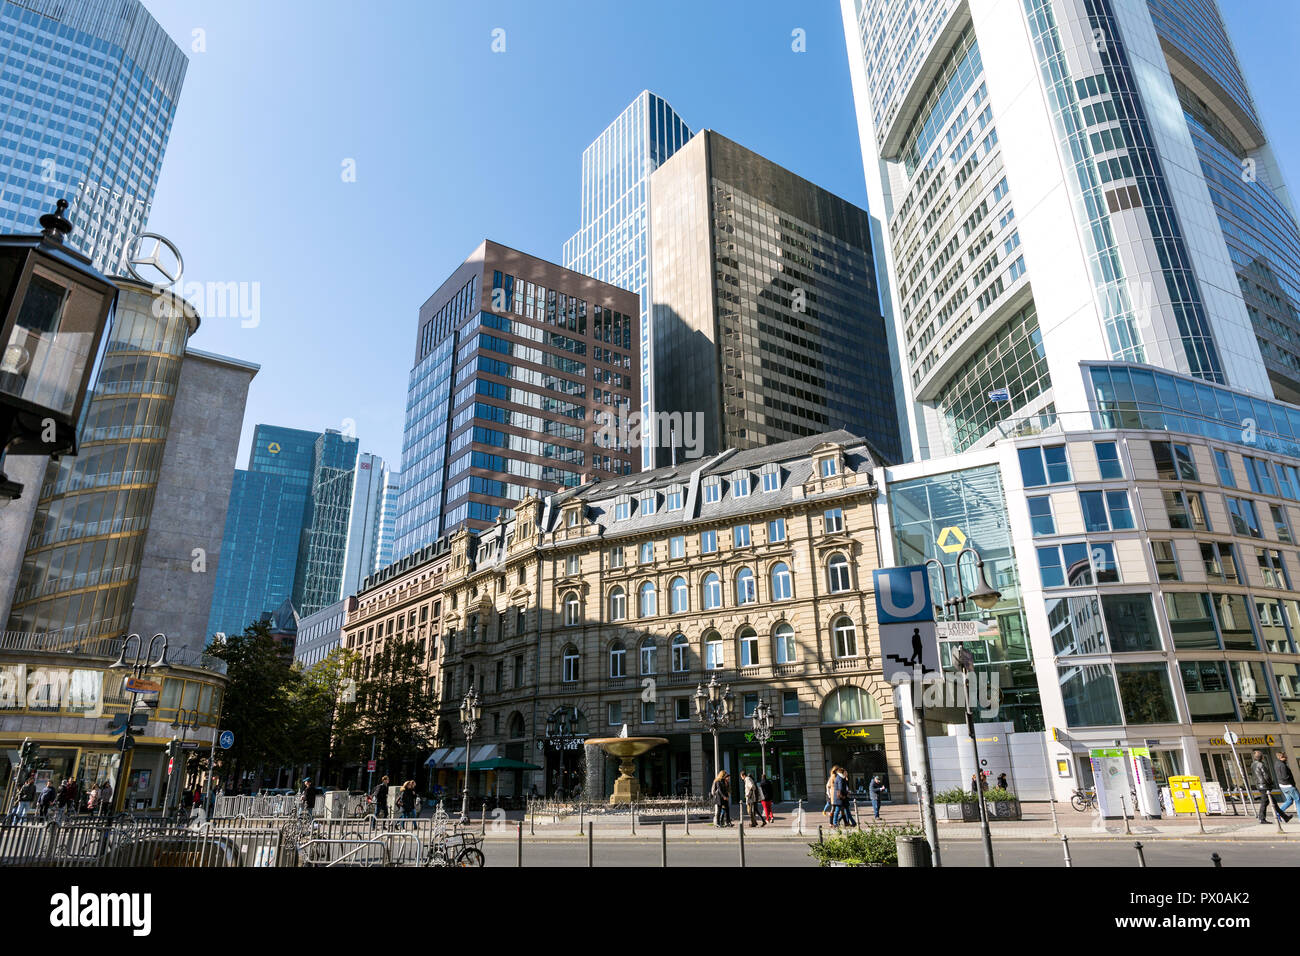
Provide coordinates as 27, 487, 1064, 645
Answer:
586, 737, 668, 758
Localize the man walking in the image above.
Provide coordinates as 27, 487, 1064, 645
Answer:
97, 778, 113, 818
373, 775, 390, 820
831, 767, 856, 828
299, 778, 319, 820
869, 774, 886, 820
10, 773, 36, 822
741, 771, 763, 827
1251, 750, 1289, 824
758, 774, 775, 823
1274, 752, 1299, 820
38, 779, 57, 821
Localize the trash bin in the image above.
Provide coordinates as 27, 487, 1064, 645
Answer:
896, 834, 932, 867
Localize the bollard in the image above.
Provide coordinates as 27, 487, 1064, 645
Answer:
630, 803, 636, 835
1120, 796, 1132, 835
797, 799, 804, 836
1211, 851, 1222, 867
587, 821, 593, 867
481, 803, 487, 836
578, 802, 584, 837
517, 822, 523, 867
661, 821, 667, 867
1134, 841, 1146, 867
1193, 796, 1206, 834
818, 824, 824, 844
530, 802, 535, 836
684, 798, 690, 836
738, 820, 746, 868
1061, 833, 1072, 868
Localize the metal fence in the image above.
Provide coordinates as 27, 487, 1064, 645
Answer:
0, 818, 287, 867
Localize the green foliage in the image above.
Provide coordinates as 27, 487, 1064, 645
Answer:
984, 787, 1017, 802
345, 636, 439, 778
287, 647, 359, 774
208, 621, 300, 779
807, 824, 925, 867
934, 786, 1018, 803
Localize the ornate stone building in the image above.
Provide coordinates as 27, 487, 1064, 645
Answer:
346, 430, 903, 803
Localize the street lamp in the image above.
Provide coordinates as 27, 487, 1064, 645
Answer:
0, 199, 118, 500
695, 673, 735, 785
751, 698, 773, 780
926, 548, 1001, 868
109, 632, 169, 814
545, 706, 581, 799
168, 707, 200, 816
459, 686, 481, 821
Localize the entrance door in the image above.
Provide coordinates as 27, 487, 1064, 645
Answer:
776, 748, 805, 801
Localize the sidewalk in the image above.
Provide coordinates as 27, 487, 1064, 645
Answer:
483, 800, 1300, 842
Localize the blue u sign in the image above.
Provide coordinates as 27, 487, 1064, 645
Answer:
873, 566, 935, 624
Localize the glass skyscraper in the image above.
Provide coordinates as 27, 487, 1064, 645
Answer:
206, 425, 319, 638
563, 91, 692, 468
376, 469, 400, 571
0, 0, 187, 275
293, 430, 359, 616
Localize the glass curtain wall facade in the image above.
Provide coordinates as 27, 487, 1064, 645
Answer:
205, 425, 320, 638
887, 464, 1042, 730
5, 282, 198, 642
0, 0, 186, 274
292, 431, 359, 617
563, 91, 692, 469
376, 469, 400, 571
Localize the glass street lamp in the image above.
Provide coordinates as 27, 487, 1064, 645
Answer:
545, 706, 581, 799
0, 200, 117, 500
695, 673, 734, 784
751, 698, 773, 780
108, 632, 169, 815
459, 686, 481, 821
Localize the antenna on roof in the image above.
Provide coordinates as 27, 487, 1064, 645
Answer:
671, 420, 678, 467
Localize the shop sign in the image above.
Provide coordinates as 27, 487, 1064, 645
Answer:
827, 726, 883, 742
741, 729, 792, 743
1206, 734, 1276, 748
124, 676, 162, 694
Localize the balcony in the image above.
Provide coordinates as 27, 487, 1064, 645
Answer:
0, 630, 227, 675
831, 656, 869, 673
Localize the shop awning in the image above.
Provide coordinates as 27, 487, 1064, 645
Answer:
423, 748, 450, 768
469, 756, 542, 772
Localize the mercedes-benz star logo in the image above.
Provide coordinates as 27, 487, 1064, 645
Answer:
126, 232, 184, 288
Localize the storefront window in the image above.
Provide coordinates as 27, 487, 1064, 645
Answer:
1058, 663, 1121, 727
1230, 659, 1276, 721
1179, 660, 1236, 721
1116, 663, 1178, 724
820, 686, 881, 724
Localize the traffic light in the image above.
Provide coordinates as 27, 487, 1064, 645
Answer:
165, 738, 180, 759
19, 738, 38, 769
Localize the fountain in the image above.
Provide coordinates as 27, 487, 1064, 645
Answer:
584, 725, 668, 804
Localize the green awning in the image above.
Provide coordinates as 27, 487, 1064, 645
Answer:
467, 756, 541, 771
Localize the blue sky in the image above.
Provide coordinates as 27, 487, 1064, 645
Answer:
140, 0, 1299, 471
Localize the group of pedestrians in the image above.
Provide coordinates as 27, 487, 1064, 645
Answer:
8, 775, 116, 823
1252, 749, 1299, 824
710, 770, 777, 827
823, 766, 857, 827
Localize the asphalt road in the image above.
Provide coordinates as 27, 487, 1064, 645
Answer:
481, 838, 1300, 867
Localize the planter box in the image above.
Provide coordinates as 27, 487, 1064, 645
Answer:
989, 800, 1021, 821
936, 803, 966, 821
936, 800, 1021, 821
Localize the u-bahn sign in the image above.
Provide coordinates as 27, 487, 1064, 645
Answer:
124, 676, 162, 694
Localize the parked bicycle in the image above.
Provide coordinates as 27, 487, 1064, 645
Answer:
424, 828, 484, 867
1070, 787, 1097, 812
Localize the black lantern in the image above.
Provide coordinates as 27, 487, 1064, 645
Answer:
0, 200, 118, 499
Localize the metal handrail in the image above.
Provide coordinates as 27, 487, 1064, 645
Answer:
297, 837, 390, 867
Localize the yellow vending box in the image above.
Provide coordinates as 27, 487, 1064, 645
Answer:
1168, 775, 1206, 813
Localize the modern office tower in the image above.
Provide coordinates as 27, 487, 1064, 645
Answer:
391, 240, 639, 555
292, 430, 359, 617
0, 0, 187, 275
205, 425, 321, 638
341, 452, 388, 598
3, 281, 253, 655
293, 597, 351, 670
840, 0, 1294, 459
649, 130, 902, 464
564, 91, 693, 470
376, 469, 401, 571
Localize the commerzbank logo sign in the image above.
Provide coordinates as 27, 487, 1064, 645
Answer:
125, 232, 261, 328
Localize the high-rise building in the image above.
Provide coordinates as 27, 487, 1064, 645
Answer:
649, 130, 902, 464
0, 0, 187, 276
564, 91, 692, 469
3, 281, 254, 657
292, 430, 358, 617
340, 452, 387, 598
206, 425, 320, 638
840, 0, 1295, 459
376, 468, 401, 572
392, 240, 639, 555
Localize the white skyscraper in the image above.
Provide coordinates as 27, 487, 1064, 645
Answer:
341, 452, 387, 598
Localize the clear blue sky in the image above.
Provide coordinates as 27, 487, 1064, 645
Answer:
140, 0, 1300, 471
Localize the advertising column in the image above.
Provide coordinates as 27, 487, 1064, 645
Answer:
1127, 747, 1161, 818
1089, 748, 1130, 818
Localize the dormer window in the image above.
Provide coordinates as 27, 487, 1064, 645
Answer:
665, 484, 685, 511
731, 471, 750, 498
567, 509, 580, 528
640, 491, 657, 516
702, 477, 721, 504
614, 495, 631, 521
760, 463, 780, 492
819, 457, 838, 478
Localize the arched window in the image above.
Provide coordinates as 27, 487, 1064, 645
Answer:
736, 567, 756, 605
609, 641, 627, 679
563, 593, 580, 627
671, 634, 689, 672
670, 576, 689, 613
774, 623, 796, 664
739, 627, 759, 667
771, 562, 792, 601
507, 712, 526, 739
832, 617, 858, 658
640, 639, 657, 675
639, 581, 657, 617
608, 586, 626, 621
820, 686, 882, 723
827, 553, 851, 593
703, 572, 722, 610
562, 645, 579, 682
705, 632, 725, 670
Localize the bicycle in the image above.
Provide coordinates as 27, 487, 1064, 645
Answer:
423, 829, 484, 867
1070, 787, 1097, 812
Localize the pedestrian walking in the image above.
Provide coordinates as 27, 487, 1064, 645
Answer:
741, 770, 763, 827
86, 783, 100, 817
38, 780, 56, 820
373, 775, 391, 819
823, 768, 836, 818
1251, 750, 1288, 823
869, 774, 886, 820
299, 778, 319, 820
710, 770, 731, 827
398, 779, 418, 827
1275, 752, 1300, 819
56, 778, 75, 822
996, 772, 1008, 791
97, 778, 113, 817
831, 767, 856, 828
10, 774, 36, 822
758, 774, 775, 823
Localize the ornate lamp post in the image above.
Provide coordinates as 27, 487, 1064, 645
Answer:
109, 632, 169, 814
751, 698, 773, 780
458, 686, 481, 821
545, 706, 581, 799
925, 547, 1002, 868
0, 200, 118, 500
168, 707, 200, 816
695, 673, 734, 782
